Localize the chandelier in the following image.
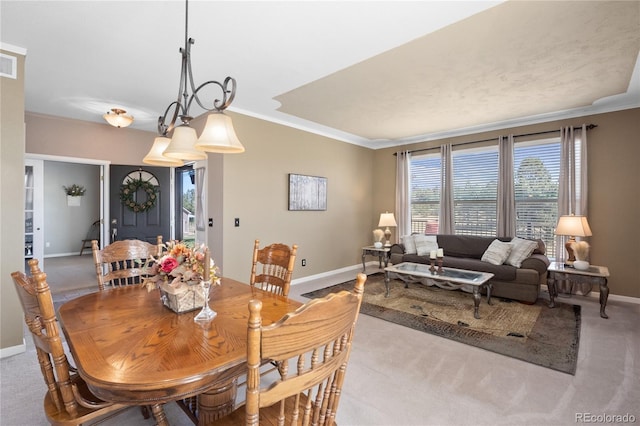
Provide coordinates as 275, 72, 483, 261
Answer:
143, 0, 244, 167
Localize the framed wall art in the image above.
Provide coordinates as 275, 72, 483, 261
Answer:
288, 174, 327, 211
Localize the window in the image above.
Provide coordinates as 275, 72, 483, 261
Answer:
452, 146, 499, 236
408, 136, 565, 256
514, 138, 561, 257
409, 153, 440, 234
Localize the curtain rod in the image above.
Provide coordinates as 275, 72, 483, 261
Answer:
394, 124, 598, 156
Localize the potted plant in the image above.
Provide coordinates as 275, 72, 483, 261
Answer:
64, 184, 86, 206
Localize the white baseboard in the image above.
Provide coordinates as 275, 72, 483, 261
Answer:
291, 261, 385, 286
45, 252, 84, 258
0, 338, 26, 359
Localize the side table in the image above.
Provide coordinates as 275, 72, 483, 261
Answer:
547, 261, 610, 319
362, 246, 391, 272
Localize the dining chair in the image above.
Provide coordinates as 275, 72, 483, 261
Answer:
249, 239, 298, 297
92, 236, 163, 291
212, 272, 367, 426
11, 259, 130, 425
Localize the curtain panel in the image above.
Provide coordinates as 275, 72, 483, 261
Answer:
439, 144, 454, 234
556, 124, 589, 294
395, 150, 411, 241
497, 135, 516, 237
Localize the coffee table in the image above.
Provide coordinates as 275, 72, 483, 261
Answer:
384, 262, 494, 319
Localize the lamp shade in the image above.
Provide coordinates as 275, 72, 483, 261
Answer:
555, 215, 592, 237
103, 108, 134, 128
163, 125, 207, 160
195, 112, 245, 154
379, 212, 397, 227
143, 136, 184, 167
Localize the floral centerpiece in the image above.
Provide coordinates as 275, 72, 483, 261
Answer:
142, 241, 220, 313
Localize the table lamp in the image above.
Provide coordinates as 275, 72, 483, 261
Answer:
379, 212, 397, 246
555, 215, 592, 266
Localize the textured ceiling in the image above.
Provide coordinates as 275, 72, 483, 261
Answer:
1, 1, 639, 149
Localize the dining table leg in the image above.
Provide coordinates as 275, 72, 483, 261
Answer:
151, 403, 169, 426
198, 378, 238, 424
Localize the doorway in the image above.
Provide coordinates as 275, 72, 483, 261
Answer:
175, 165, 196, 244
25, 154, 108, 260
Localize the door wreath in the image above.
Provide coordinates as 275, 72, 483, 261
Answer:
120, 178, 158, 212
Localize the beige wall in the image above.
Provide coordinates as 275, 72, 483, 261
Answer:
26, 113, 156, 165
1, 50, 26, 352
373, 108, 640, 298
216, 112, 375, 282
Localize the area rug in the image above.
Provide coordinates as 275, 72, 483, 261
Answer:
301, 273, 581, 374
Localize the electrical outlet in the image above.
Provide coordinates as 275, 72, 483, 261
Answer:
301, 259, 306, 267
45, 242, 50, 247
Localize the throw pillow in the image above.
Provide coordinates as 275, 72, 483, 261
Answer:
414, 234, 438, 256
401, 235, 417, 254
506, 237, 539, 268
481, 239, 512, 265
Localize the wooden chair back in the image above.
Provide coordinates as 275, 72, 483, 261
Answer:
11, 259, 125, 425
218, 273, 366, 426
249, 239, 298, 297
92, 236, 163, 291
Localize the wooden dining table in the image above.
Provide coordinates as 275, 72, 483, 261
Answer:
58, 277, 302, 425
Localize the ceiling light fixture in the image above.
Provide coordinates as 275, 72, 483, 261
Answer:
143, 0, 244, 167
103, 108, 134, 128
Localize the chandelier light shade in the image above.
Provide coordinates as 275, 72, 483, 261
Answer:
163, 125, 207, 161
195, 112, 245, 154
142, 0, 244, 166
103, 108, 134, 128
143, 136, 184, 167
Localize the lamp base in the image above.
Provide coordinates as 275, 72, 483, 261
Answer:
384, 227, 392, 246
564, 237, 577, 266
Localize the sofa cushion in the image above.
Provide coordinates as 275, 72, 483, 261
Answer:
506, 237, 539, 268
401, 235, 417, 254
481, 239, 512, 265
414, 235, 438, 256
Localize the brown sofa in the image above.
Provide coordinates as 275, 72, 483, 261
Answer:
389, 234, 550, 304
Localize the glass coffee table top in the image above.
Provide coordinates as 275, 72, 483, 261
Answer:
386, 262, 493, 285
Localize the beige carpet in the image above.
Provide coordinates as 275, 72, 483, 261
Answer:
302, 273, 581, 374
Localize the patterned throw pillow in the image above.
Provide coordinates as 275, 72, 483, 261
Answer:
506, 237, 539, 268
481, 239, 512, 265
401, 235, 417, 254
414, 235, 439, 256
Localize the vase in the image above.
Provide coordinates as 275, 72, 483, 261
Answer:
573, 260, 590, 271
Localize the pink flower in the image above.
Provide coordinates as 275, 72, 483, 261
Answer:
160, 257, 179, 274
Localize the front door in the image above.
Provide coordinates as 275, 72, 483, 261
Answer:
110, 166, 171, 244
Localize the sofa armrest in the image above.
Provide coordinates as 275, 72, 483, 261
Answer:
390, 243, 406, 255
520, 254, 550, 276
